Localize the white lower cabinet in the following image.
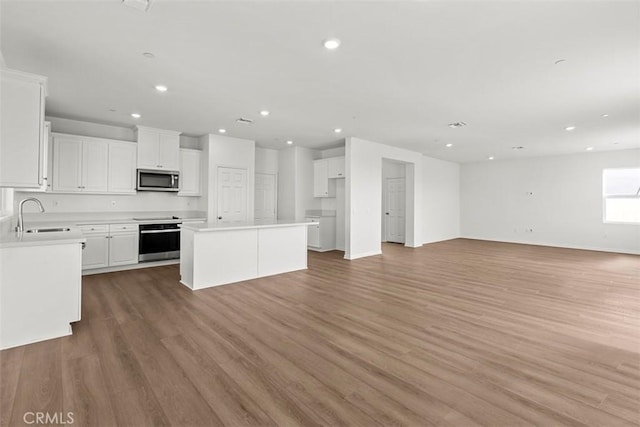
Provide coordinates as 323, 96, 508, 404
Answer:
109, 231, 139, 266
81, 223, 139, 270
306, 216, 336, 251
82, 234, 110, 269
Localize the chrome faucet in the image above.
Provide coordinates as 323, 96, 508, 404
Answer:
16, 197, 45, 233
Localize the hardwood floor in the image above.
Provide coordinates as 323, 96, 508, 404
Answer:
2, 239, 639, 426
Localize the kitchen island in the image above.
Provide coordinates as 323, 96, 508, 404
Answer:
180, 220, 312, 290
0, 227, 85, 349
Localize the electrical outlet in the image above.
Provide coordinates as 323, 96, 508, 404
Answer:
526, 228, 534, 233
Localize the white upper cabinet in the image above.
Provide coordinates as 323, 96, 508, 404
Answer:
82, 140, 109, 192
136, 126, 180, 171
52, 135, 83, 192
313, 159, 330, 197
178, 148, 201, 196
327, 156, 345, 179
314, 158, 343, 197
0, 69, 47, 188
108, 141, 137, 193
53, 134, 108, 193
52, 133, 134, 194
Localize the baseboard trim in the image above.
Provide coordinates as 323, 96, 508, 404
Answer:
82, 259, 180, 276
344, 250, 383, 260
459, 236, 640, 256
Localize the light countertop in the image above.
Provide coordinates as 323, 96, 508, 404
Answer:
181, 220, 314, 232
0, 226, 85, 249
1, 211, 206, 248
21, 210, 206, 226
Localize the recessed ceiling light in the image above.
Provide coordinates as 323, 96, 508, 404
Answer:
260, 110, 270, 116
565, 126, 576, 131
218, 128, 226, 134
155, 85, 168, 92
601, 114, 609, 118
488, 156, 495, 160
131, 113, 141, 119
286, 140, 293, 145
586, 147, 594, 151
448, 121, 467, 128
445, 143, 453, 148
334, 128, 342, 133
323, 38, 341, 50
142, 52, 155, 59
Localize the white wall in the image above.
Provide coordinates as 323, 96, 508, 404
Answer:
277, 148, 296, 220
461, 149, 640, 254
205, 134, 255, 223
255, 148, 278, 174
345, 137, 423, 259
422, 156, 460, 243
277, 146, 320, 221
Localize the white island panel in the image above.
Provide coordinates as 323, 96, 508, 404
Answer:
1, 242, 82, 349
180, 221, 311, 290
193, 228, 258, 289
258, 226, 307, 277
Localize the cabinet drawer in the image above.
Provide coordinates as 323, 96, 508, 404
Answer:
79, 224, 109, 234
109, 223, 139, 233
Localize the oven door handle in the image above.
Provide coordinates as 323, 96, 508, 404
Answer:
140, 229, 181, 234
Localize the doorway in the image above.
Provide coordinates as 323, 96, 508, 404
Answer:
217, 167, 247, 223
381, 159, 407, 244
255, 173, 277, 221
384, 177, 406, 243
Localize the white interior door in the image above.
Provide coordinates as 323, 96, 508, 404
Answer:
385, 177, 406, 243
255, 173, 276, 220
217, 167, 248, 223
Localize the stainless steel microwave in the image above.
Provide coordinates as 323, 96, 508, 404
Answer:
137, 169, 180, 192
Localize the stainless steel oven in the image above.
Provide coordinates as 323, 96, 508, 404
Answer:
137, 169, 179, 192
138, 223, 181, 262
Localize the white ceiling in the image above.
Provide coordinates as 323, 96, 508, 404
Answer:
2, 0, 639, 162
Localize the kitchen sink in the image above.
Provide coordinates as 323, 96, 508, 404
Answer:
25, 227, 71, 233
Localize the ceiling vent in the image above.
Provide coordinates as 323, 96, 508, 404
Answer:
122, 0, 153, 12
512, 146, 525, 150
236, 117, 254, 124
448, 121, 467, 128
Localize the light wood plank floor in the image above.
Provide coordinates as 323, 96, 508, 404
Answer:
2, 239, 639, 426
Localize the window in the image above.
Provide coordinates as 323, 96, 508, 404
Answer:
603, 168, 640, 224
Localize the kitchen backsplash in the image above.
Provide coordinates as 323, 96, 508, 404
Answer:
14, 191, 202, 214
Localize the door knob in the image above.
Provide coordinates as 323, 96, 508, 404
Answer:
217, 216, 222, 220
385, 212, 389, 215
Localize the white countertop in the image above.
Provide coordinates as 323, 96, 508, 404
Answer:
0, 226, 85, 249
1, 211, 206, 248
181, 220, 313, 232
21, 210, 207, 226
